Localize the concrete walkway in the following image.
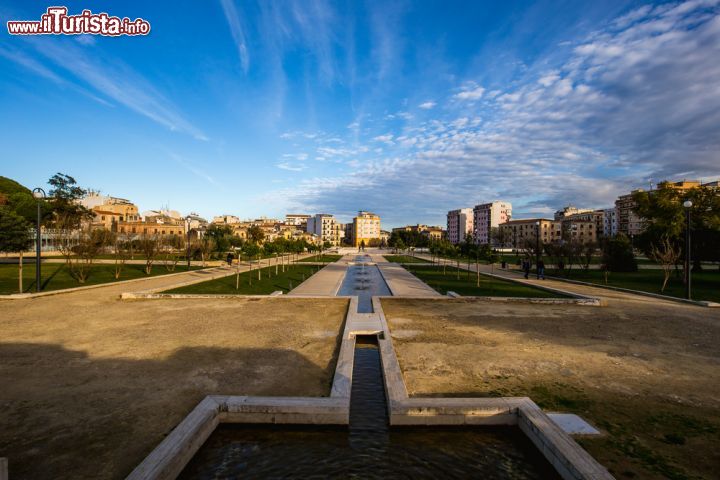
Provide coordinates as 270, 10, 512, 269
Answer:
372, 254, 441, 297
286, 254, 353, 296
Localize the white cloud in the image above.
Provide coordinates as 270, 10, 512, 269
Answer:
276, 162, 307, 172
454, 84, 485, 101
220, 0, 250, 72
418, 101, 436, 109
373, 134, 394, 144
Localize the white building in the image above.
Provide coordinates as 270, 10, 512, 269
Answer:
473, 201, 512, 245
307, 213, 341, 246
285, 214, 311, 226
446, 208, 473, 244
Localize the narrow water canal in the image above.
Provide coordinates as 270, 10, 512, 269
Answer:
178, 255, 560, 478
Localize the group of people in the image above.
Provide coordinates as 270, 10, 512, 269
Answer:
521, 258, 545, 280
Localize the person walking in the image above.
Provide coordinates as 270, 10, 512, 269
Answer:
522, 259, 530, 279
537, 259, 545, 280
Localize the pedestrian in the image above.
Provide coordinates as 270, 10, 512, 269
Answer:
226, 252, 233, 266
523, 259, 530, 279
537, 259, 545, 280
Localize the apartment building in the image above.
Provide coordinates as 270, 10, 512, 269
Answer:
212, 215, 240, 224
446, 208, 473, 244
307, 213, 342, 246
602, 208, 617, 237
392, 224, 446, 241
285, 214, 311, 227
615, 191, 645, 237
353, 211, 381, 247
500, 218, 561, 249
473, 201, 512, 245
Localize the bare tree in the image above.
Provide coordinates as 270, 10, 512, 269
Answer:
70, 228, 113, 283
112, 234, 129, 279
581, 242, 597, 272
138, 234, 161, 274
648, 236, 682, 292
162, 234, 183, 272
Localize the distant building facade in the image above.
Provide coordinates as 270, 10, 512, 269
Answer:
473, 201, 512, 245
500, 218, 561, 249
307, 213, 342, 246
353, 211, 381, 247
446, 208, 473, 245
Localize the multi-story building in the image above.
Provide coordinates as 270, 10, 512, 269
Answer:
212, 215, 240, 224
554, 205, 593, 221
601, 208, 617, 237
307, 213, 342, 246
353, 211, 381, 247
472, 201, 512, 245
446, 208, 473, 244
285, 214, 311, 227
615, 191, 644, 237
559, 217, 597, 244
500, 218, 562, 249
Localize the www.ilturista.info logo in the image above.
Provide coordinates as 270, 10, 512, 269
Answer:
7, 7, 150, 36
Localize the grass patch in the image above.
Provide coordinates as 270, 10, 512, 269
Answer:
402, 264, 563, 297
0, 263, 204, 295
163, 264, 320, 295
552, 269, 720, 303
383, 255, 432, 264
295, 254, 343, 263
483, 382, 720, 480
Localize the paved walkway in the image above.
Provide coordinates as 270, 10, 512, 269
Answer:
286, 254, 353, 296
372, 254, 441, 297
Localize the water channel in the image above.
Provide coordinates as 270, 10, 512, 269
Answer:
179, 255, 560, 478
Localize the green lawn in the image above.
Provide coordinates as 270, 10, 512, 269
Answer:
163, 264, 320, 295
295, 254, 343, 263
0, 262, 204, 295
383, 255, 432, 263
550, 268, 720, 303
403, 264, 563, 298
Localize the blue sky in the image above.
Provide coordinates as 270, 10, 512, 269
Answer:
1, 0, 719, 227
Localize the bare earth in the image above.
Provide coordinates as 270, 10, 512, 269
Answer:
382, 293, 720, 480
0, 273, 347, 480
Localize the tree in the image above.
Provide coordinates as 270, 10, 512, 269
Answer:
600, 235, 637, 272
242, 242, 260, 284
162, 234, 184, 272
633, 183, 720, 272
247, 225, 265, 244
0, 208, 33, 293
193, 236, 215, 268
648, 236, 682, 292
491, 227, 512, 250
112, 234, 129, 279
205, 224, 233, 256
47, 173, 91, 266
69, 228, 113, 283
138, 234, 161, 274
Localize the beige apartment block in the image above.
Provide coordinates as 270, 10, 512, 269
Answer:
472, 201, 512, 245
353, 211, 381, 247
500, 218, 561, 249
446, 208, 473, 244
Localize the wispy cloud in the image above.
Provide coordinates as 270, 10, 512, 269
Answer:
24, 38, 208, 140
220, 0, 250, 73
276, 162, 307, 171
418, 101, 436, 109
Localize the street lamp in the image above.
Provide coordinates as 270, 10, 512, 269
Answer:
535, 221, 540, 279
683, 200, 692, 300
32, 188, 46, 292
185, 215, 192, 270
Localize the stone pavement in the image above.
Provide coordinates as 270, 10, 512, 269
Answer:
371, 254, 441, 297
286, 254, 354, 296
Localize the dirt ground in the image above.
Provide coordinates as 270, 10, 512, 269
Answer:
382, 297, 720, 480
0, 285, 348, 480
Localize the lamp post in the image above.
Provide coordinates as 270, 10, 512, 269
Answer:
185, 215, 192, 270
31, 188, 46, 292
535, 221, 540, 279
683, 200, 692, 300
